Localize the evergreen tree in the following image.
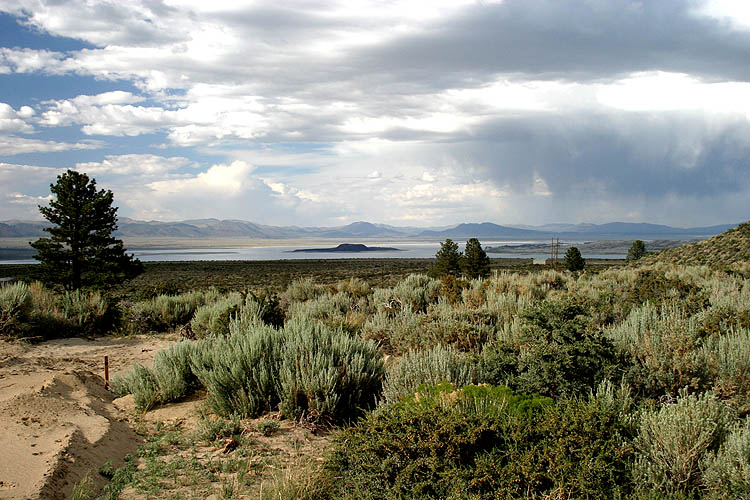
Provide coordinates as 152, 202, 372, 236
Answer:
463, 238, 491, 278
564, 246, 585, 272
429, 238, 463, 277
30, 169, 143, 290
627, 240, 646, 261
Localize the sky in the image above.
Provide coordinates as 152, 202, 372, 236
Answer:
1, 0, 749, 227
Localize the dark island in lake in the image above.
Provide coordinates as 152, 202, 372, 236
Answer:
292, 243, 402, 253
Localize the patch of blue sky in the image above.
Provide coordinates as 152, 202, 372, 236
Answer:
0, 12, 98, 51
0, 73, 141, 108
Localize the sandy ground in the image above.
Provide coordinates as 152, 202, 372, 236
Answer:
0, 335, 176, 500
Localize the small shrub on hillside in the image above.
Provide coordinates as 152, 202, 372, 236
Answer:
286, 291, 368, 334
335, 277, 372, 298
282, 277, 324, 306
195, 413, 244, 443
381, 344, 477, 404
699, 328, 750, 412
124, 290, 217, 334
628, 269, 707, 313
279, 319, 384, 424
360, 307, 421, 354
633, 390, 731, 496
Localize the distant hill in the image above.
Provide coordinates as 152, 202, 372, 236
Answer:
418, 222, 546, 239
0, 218, 738, 242
643, 222, 750, 266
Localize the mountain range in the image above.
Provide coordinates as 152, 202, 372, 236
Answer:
0, 218, 739, 241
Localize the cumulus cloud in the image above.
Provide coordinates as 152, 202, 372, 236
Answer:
0, 103, 34, 133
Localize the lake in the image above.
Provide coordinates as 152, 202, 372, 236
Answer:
0, 241, 626, 264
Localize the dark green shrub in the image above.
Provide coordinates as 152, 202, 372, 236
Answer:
628, 270, 707, 313
481, 299, 619, 398
324, 382, 632, 500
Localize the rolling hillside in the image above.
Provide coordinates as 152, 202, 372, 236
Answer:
644, 221, 750, 266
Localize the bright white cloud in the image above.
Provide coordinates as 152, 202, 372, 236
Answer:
0, 103, 34, 133
597, 72, 750, 115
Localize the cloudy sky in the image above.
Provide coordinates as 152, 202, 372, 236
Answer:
1, 0, 749, 227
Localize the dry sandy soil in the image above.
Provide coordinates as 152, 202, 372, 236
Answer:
0, 335, 176, 500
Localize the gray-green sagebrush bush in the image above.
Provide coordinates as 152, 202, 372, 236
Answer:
111, 340, 200, 410
381, 344, 477, 404
190, 324, 283, 417
1, 281, 114, 339
633, 390, 732, 497
189, 291, 243, 337
115, 319, 384, 423
279, 319, 384, 423
0, 282, 32, 337
701, 418, 750, 498
123, 289, 219, 334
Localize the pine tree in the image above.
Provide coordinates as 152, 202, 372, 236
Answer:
564, 246, 585, 272
30, 169, 143, 290
463, 238, 491, 278
429, 238, 463, 277
627, 240, 646, 261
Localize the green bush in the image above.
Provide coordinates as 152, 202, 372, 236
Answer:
324, 382, 632, 500
123, 289, 217, 334
190, 324, 284, 417
110, 363, 160, 410
189, 291, 243, 337
151, 340, 200, 402
701, 419, 750, 498
279, 319, 384, 424
0, 282, 32, 337
633, 390, 731, 496
608, 302, 708, 396
482, 299, 618, 398
372, 274, 441, 314
381, 344, 477, 404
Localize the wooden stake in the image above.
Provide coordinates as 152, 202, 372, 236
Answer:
104, 355, 109, 391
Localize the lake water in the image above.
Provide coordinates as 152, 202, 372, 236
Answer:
0, 241, 625, 264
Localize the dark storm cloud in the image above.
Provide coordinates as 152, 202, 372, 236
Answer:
443, 110, 750, 200
354, 0, 750, 88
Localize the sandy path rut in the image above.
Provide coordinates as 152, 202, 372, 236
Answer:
0, 335, 176, 500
